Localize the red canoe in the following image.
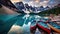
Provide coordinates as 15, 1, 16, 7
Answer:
30, 23, 51, 34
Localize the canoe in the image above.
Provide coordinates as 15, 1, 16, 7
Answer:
47, 23, 60, 33
30, 23, 51, 34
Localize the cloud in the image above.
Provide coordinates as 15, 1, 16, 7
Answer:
22, 0, 50, 7
11, 0, 22, 3
8, 25, 23, 34
12, 0, 60, 7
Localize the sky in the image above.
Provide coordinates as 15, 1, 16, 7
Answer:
11, 0, 60, 7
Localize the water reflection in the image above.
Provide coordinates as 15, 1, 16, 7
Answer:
8, 14, 42, 34
8, 14, 47, 34
0, 14, 60, 34
8, 14, 31, 34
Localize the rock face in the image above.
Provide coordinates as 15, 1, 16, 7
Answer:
0, 5, 18, 14
0, 0, 16, 9
0, 0, 19, 14
0, 4, 2, 8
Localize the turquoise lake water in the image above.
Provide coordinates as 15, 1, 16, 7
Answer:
0, 14, 60, 34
